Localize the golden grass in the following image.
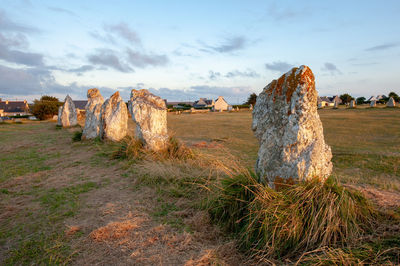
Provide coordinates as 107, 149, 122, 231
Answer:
90, 219, 142, 242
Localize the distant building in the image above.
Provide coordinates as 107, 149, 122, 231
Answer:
193, 98, 214, 108
0, 99, 30, 116
317, 95, 341, 107
73, 100, 88, 111
214, 96, 230, 111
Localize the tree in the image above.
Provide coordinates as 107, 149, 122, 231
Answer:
245, 93, 257, 105
388, 92, 400, 102
31, 95, 62, 120
356, 97, 366, 105
339, 94, 354, 104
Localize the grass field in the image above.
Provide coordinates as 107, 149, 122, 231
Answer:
0, 108, 399, 264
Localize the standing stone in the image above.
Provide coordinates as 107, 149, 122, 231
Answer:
333, 101, 339, 109
318, 102, 323, 109
128, 89, 168, 151
57, 106, 62, 126
370, 100, 376, 107
349, 100, 356, 108
252, 65, 332, 188
249, 104, 253, 110
387, 97, 396, 107
60, 95, 78, 127
82, 89, 104, 139
236, 107, 239, 111
99, 91, 128, 141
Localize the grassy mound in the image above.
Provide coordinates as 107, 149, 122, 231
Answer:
206, 170, 377, 260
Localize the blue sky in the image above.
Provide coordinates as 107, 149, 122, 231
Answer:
0, 0, 399, 103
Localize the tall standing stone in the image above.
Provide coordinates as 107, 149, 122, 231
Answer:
387, 97, 396, 107
370, 100, 376, 107
252, 65, 332, 188
128, 89, 168, 151
82, 89, 104, 139
60, 95, 78, 127
349, 100, 356, 108
99, 91, 128, 141
57, 106, 62, 126
249, 104, 253, 110
333, 100, 339, 109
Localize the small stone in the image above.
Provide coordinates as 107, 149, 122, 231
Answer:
387, 97, 396, 107
57, 106, 62, 126
370, 100, 376, 107
249, 104, 253, 110
99, 91, 128, 141
128, 89, 168, 151
83, 89, 104, 139
333, 101, 339, 109
60, 95, 78, 127
349, 100, 356, 108
252, 65, 332, 188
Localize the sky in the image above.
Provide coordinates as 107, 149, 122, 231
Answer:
0, 0, 399, 104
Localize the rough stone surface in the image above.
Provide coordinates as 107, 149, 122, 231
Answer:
60, 95, 78, 127
370, 100, 376, 107
99, 91, 128, 141
83, 89, 104, 139
57, 106, 62, 126
252, 65, 332, 188
128, 89, 168, 151
349, 100, 356, 108
387, 97, 396, 107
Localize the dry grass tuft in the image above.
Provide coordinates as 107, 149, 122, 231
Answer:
65, 225, 81, 237
112, 135, 194, 161
90, 218, 143, 242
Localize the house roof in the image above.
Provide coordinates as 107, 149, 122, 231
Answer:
0, 100, 29, 113
193, 98, 213, 106
73, 100, 88, 110
215, 96, 228, 104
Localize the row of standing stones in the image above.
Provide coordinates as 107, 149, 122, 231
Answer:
57, 65, 335, 188
57, 89, 168, 151
321, 97, 396, 109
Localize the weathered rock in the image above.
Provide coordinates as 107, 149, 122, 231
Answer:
57, 106, 62, 126
370, 100, 376, 107
99, 91, 128, 141
387, 97, 396, 107
82, 89, 104, 139
249, 104, 253, 110
60, 95, 78, 127
252, 65, 332, 188
349, 100, 356, 108
128, 89, 168, 151
333, 100, 339, 109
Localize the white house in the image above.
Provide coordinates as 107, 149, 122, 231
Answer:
214, 96, 229, 111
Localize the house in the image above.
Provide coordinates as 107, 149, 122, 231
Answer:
0, 99, 30, 116
165, 101, 194, 109
317, 96, 334, 107
214, 96, 230, 111
73, 100, 88, 112
193, 98, 214, 108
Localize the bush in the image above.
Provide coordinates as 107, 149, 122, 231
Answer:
72, 131, 82, 142
206, 172, 376, 260
31, 96, 62, 120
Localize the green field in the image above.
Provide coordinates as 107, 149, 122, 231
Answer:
0, 108, 399, 264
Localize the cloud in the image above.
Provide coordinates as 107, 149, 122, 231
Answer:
225, 69, 260, 78
47, 7, 77, 17
104, 22, 141, 45
67, 65, 95, 75
365, 43, 399, 52
89, 31, 116, 45
321, 62, 341, 74
0, 65, 45, 95
265, 61, 294, 73
0, 9, 39, 33
88, 49, 133, 73
267, 3, 310, 22
126, 49, 168, 68
201, 36, 247, 53
208, 70, 221, 80
0, 36, 44, 66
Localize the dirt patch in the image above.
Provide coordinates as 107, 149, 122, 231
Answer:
346, 184, 400, 209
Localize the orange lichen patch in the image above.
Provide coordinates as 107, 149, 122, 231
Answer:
274, 176, 296, 191
65, 225, 81, 237
90, 219, 142, 242
265, 66, 315, 105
